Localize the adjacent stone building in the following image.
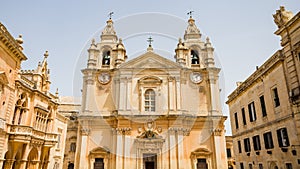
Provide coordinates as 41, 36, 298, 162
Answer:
227, 7, 300, 169
0, 22, 67, 169
72, 15, 228, 169
58, 96, 81, 169
226, 136, 235, 169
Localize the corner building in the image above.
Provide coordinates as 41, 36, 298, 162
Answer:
227, 7, 300, 169
75, 16, 227, 169
0, 22, 67, 169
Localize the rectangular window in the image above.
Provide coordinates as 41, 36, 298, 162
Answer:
259, 164, 263, 169
240, 162, 244, 169
226, 148, 232, 158
286, 163, 292, 169
263, 132, 274, 149
248, 102, 257, 122
241, 108, 247, 125
259, 95, 267, 117
238, 140, 242, 153
272, 88, 280, 107
234, 112, 239, 129
244, 138, 251, 152
277, 128, 290, 147
252, 135, 261, 151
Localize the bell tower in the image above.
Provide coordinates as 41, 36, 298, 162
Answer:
86, 13, 126, 70
175, 12, 221, 115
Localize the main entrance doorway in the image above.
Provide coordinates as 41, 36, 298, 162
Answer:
143, 154, 157, 169
94, 158, 104, 169
197, 158, 208, 169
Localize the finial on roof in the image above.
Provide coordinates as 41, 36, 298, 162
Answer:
16, 34, 24, 50
44, 51, 49, 58
206, 37, 210, 43
187, 11, 194, 18
55, 88, 59, 97
205, 37, 213, 48
147, 36, 153, 47
119, 38, 122, 44
16, 34, 23, 44
91, 38, 95, 45
108, 12, 114, 20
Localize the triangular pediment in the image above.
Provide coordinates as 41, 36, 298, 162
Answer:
119, 51, 181, 69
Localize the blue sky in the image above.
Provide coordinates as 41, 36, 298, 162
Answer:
1, 1, 299, 134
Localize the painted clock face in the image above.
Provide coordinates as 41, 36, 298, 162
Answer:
190, 72, 202, 83
98, 73, 111, 84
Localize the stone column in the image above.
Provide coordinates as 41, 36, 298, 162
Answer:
19, 143, 30, 169
0, 160, 3, 169
3, 159, 14, 169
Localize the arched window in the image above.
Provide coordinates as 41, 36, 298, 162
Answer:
191, 50, 199, 64
12, 93, 27, 125
145, 89, 155, 112
102, 51, 111, 65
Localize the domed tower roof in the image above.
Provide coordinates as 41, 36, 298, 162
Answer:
184, 12, 201, 41
100, 12, 118, 42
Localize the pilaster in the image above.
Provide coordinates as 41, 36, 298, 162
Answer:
168, 129, 177, 169
78, 127, 90, 169
212, 127, 227, 169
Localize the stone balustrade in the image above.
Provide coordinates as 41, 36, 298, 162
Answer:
8, 125, 57, 145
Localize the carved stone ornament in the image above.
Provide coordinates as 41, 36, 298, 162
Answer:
137, 121, 162, 139
115, 127, 132, 135
273, 6, 293, 28
168, 127, 191, 136
102, 19, 116, 35
213, 128, 223, 136
186, 18, 200, 34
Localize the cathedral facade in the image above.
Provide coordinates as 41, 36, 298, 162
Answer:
75, 16, 227, 169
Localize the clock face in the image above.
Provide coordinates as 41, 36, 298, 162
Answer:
98, 73, 111, 84
190, 72, 202, 83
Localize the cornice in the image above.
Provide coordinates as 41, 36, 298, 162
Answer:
0, 22, 27, 61
226, 50, 284, 104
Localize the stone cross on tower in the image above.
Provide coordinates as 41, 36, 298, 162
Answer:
108, 12, 114, 19
187, 11, 194, 18
147, 36, 153, 47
